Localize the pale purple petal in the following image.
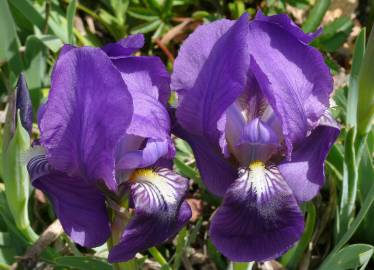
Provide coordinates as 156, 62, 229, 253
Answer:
117, 138, 174, 170
210, 165, 304, 261
176, 14, 250, 139
278, 112, 340, 202
102, 34, 144, 57
39, 47, 133, 190
111, 56, 170, 104
254, 10, 321, 43
108, 168, 191, 262
171, 19, 234, 94
248, 18, 333, 155
236, 118, 280, 164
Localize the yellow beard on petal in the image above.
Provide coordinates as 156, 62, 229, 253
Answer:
249, 160, 265, 171
129, 168, 158, 182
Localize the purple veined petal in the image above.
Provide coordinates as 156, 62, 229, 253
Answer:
102, 34, 144, 57
126, 90, 170, 140
28, 153, 110, 248
241, 118, 279, 145
111, 56, 171, 105
117, 138, 174, 170
173, 122, 237, 197
39, 47, 133, 191
113, 63, 170, 141
171, 19, 234, 95
37, 102, 46, 127
235, 118, 280, 164
278, 112, 340, 202
210, 163, 304, 262
222, 104, 245, 159
248, 17, 333, 156
108, 168, 191, 262
254, 10, 321, 43
176, 14, 250, 139
219, 75, 268, 158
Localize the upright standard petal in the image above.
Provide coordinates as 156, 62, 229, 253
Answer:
171, 19, 234, 94
248, 18, 332, 155
102, 34, 145, 57
278, 113, 340, 202
176, 14, 250, 139
111, 57, 172, 168
254, 10, 321, 43
28, 153, 110, 248
112, 56, 171, 105
39, 47, 133, 190
210, 164, 304, 261
108, 168, 191, 262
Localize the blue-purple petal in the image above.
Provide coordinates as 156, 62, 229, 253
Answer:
254, 10, 321, 43
279, 113, 340, 202
248, 17, 333, 155
102, 34, 144, 57
173, 123, 236, 196
32, 170, 110, 248
39, 47, 133, 190
111, 56, 171, 104
117, 138, 174, 170
210, 165, 304, 261
175, 14, 250, 139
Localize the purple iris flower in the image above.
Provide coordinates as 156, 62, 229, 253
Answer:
27, 34, 191, 262
171, 11, 339, 261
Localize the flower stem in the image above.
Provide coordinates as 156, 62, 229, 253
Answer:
107, 199, 138, 270
231, 262, 255, 270
148, 247, 172, 270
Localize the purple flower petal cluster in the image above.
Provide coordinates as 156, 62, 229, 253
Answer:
26, 9, 340, 264
27, 34, 191, 262
172, 11, 339, 261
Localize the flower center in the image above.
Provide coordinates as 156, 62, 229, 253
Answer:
249, 160, 265, 171
129, 168, 158, 182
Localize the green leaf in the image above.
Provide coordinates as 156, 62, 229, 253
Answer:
144, 0, 162, 15
148, 247, 171, 270
314, 17, 353, 52
347, 28, 366, 127
229, 1, 245, 19
9, 0, 68, 42
319, 244, 373, 270
54, 256, 113, 270
0, 0, 23, 74
173, 227, 188, 270
357, 27, 374, 135
24, 36, 46, 110
338, 128, 358, 239
34, 34, 63, 53
207, 240, 227, 270
67, 0, 77, 44
131, 19, 161, 34
128, 7, 158, 22
282, 202, 316, 268
320, 179, 374, 268
229, 262, 254, 270
302, 0, 330, 33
